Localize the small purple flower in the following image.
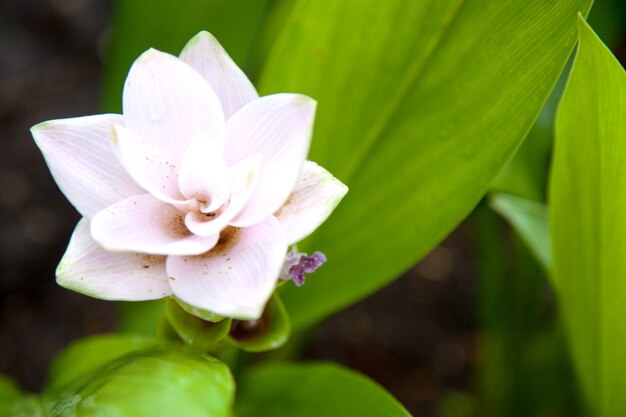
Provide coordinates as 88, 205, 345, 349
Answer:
280, 249, 326, 286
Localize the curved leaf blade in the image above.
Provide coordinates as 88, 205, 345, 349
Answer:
235, 362, 410, 417
48, 348, 234, 417
261, 0, 592, 328
550, 16, 626, 416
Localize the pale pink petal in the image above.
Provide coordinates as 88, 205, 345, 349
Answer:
167, 216, 287, 319
123, 49, 225, 162
180, 31, 258, 119
178, 132, 229, 210
275, 161, 348, 245
31, 114, 144, 219
225, 94, 316, 227
184, 155, 261, 237
91, 194, 219, 256
111, 124, 188, 205
56, 218, 171, 300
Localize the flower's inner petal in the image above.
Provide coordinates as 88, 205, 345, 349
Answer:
123, 48, 226, 163
184, 154, 261, 237
91, 194, 219, 256
225, 94, 316, 227
178, 132, 230, 212
31, 114, 145, 219
111, 124, 189, 205
179, 31, 258, 119
57, 218, 171, 301
167, 216, 287, 320
274, 161, 349, 245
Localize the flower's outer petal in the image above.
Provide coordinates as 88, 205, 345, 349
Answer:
167, 216, 287, 320
91, 194, 219, 256
111, 124, 186, 204
57, 218, 171, 300
123, 49, 225, 162
226, 94, 316, 227
178, 132, 229, 209
184, 155, 261, 237
275, 161, 349, 245
180, 31, 258, 119
31, 114, 144, 219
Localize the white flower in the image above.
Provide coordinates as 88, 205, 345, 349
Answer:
31, 32, 347, 320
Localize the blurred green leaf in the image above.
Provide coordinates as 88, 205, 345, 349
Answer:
165, 298, 232, 352
0, 397, 43, 417
489, 193, 552, 273
0, 374, 22, 405
45, 333, 157, 395
235, 362, 410, 417
117, 300, 165, 335
48, 348, 233, 417
474, 203, 579, 417
588, 0, 626, 48
228, 294, 290, 352
550, 16, 626, 416
103, 0, 270, 112
0, 375, 29, 417
260, 0, 592, 329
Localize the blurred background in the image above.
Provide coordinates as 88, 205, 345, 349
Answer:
0, 1, 624, 416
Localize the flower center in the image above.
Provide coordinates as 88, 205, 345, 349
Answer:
190, 193, 227, 222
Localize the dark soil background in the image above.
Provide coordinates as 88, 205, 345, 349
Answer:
1, 1, 481, 415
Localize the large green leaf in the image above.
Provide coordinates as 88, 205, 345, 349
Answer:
47, 348, 234, 417
102, 0, 270, 112
489, 0, 625, 203
235, 362, 410, 417
549, 17, 626, 416
260, 0, 592, 328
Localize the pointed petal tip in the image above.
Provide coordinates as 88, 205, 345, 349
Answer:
287, 93, 317, 111
55, 258, 97, 298
184, 30, 219, 49
30, 121, 51, 135
132, 48, 174, 68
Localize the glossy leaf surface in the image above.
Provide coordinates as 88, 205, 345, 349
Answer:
48, 348, 234, 417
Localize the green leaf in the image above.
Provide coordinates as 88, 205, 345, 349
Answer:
0, 375, 30, 417
228, 294, 290, 352
489, 193, 552, 273
260, 0, 592, 329
102, 0, 270, 112
117, 300, 165, 335
165, 298, 232, 352
549, 16, 626, 416
0, 374, 22, 405
235, 362, 410, 417
45, 333, 156, 395
0, 396, 43, 417
48, 348, 234, 417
